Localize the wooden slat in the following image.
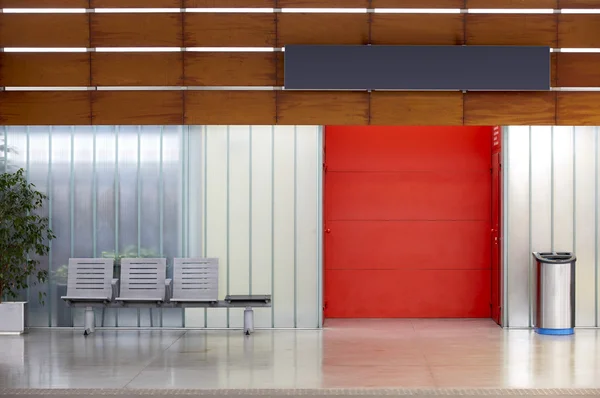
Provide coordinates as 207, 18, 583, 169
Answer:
371, 92, 463, 125
551, 52, 558, 87
91, 13, 183, 47
466, 14, 557, 46
373, 0, 464, 7
184, 0, 274, 5
559, 15, 600, 48
92, 91, 183, 124
278, 14, 369, 46
464, 92, 556, 125
0, 0, 88, 6
185, 13, 276, 47
467, 0, 558, 7
0, 92, 91, 125
556, 53, 600, 87
277, 91, 368, 125
557, 92, 600, 125
0, 53, 90, 87
276, 52, 285, 86
185, 53, 276, 86
559, 0, 600, 7
371, 14, 464, 45
278, 0, 368, 6
185, 91, 276, 124
0, 14, 89, 47
92, 0, 181, 6
92, 53, 183, 86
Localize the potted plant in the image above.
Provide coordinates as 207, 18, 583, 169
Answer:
0, 169, 55, 334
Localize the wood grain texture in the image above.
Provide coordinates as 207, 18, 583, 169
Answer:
467, 0, 558, 7
0, 14, 89, 47
92, 53, 183, 86
372, 14, 464, 45
91, 0, 180, 6
557, 92, 600, 125
0, 92, 91, 125
278, 14, 369, 46
92, 91, 183, 124
559, 15, 600, 48
464, 92, 556, 125
466, 14, 557, 46
370, 92, 463, 125
556, 53, 600, 87
278, 91, 368, 125
91, 13, 182, 47
276, 52, 285, 86
185, 53, 276, 86
279, 0, 368, 6
184, 0, 274, 5
185, 13, 276, 47
558, 0, 600, 7
551, 52, 558, 87
0, 0, 87, 6
185, 91, 276, 124
373, 0, 464, 6
0, 53, 90, 87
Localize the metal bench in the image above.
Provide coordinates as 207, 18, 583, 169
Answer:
225, 295, 272, 335
115, 258, 170, 305
170, 258, 219, 303
60, 258, 118, 336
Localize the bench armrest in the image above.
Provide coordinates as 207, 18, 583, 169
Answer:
165, 278, 173, 302
111, 278, 120, 301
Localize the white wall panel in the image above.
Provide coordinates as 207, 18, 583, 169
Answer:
552, 127, 574, 252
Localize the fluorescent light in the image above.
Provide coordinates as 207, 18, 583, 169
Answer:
4, 87, 90, 91
560, 48, 600, 53
373, 8, 461, 14
560, 9, 600, 14
3, 47, 88, 52
184, 8, 275, 13
280, 8, 368, 13
468, 8, 554, 14
95, 47, 181, 52
185, 47, 276, 52
2, 8, 86, 13
552, 87, 600, 91
94, 8, 180, 13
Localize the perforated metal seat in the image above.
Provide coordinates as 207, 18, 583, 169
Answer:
61, 258, 117, 304
170, 258, 219, 303
115, 258, 169, 304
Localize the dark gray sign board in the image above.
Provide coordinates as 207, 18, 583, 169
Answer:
284, 45, 551, 91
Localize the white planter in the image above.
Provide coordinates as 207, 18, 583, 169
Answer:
0, 302, 28, 335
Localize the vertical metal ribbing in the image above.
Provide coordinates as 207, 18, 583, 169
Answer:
137, 127, 142, 328
114, 126, 120, 328
528, 126, 533, 327
202, 126, 208, 328
550, 127, 555, 252
159, 127, 164, 328
572, 127, 577, 259
317, 126, 324, 328
181, 127, 188, 328
2, 127, 7, 173
226, 126, 230, 328
92, 128, 97, 258
70, 128, 75, 259
47, 127, 53, 327
596, 127, 599, 327
271, 126, 275, 328
26, 128, 31, 305
502, 127, 510, 327
249, 126, 253, 296
293, 126, 298, 328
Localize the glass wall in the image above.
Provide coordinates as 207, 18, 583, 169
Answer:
1, 125, 322, 329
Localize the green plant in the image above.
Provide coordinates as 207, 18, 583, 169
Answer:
0, 169, 55, 303
0, 136, 17, 173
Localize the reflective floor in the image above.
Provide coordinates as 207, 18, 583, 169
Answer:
1, 319, 600, 389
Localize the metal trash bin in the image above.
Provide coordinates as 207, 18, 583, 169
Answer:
532, 252, 576, 335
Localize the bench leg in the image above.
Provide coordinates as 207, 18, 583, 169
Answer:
244, 307, 254, 335
84, 306, 95, 336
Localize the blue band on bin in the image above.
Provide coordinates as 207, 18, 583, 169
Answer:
536, 328, 574, 335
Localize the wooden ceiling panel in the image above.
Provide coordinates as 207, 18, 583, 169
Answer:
278, 0, 368, 6
184, 0, 274, 5
0, 0, 88, 6
0, 14, 89, 47
371, 92, 463, 125
0, 92, 91, 125
277, 91, 368, 125
466, 14, 557, 46
185, 53, 276, 86
92, 53, 183, 86
0, 53, 90, 87
91, 13, 182, 47
556, 53, 600, 87
558, 92, 600, 125
373, 0, 464, 7
92, 91, 183, 124
559, 15, 600, 48
464, 92, 556, 125
558, 0, 600, 7
92, 0, 181, 6
185, 91, 276, 124
371, 14, 464, 45
467, 0, 558, 7
278, 14, 369, 46
185, 13, 276, 47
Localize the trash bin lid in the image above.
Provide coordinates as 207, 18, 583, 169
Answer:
532, 252, 576, 264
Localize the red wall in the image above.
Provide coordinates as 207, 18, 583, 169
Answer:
324, 126, 493, 318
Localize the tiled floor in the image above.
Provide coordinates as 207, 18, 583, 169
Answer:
1, 319, 600, 389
